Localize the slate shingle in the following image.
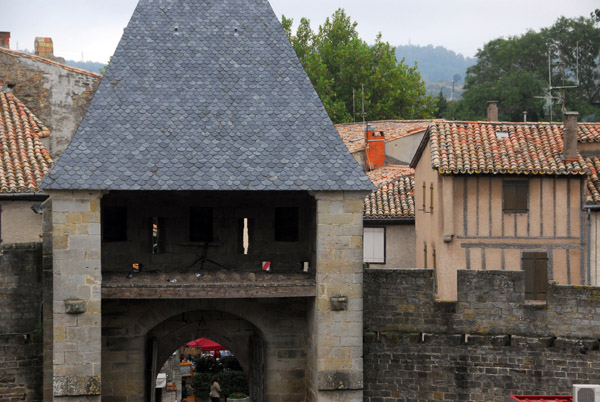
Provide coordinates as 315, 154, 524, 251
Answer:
41, 0, 373, 192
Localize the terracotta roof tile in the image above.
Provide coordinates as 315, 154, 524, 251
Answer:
585, 156, 600, 204
577, 122, 600, 142
0, 91, 53, 193
336, 120, 434, 153
0, 47, 101, 78
430, 121, 589, 176
364, 165, 415, 220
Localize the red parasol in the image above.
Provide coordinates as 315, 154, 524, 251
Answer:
185, 338, 225, 351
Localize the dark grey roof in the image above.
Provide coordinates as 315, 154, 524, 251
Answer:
42, 0, 373, 191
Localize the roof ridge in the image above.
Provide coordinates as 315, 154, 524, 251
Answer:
0, 47, 101, 78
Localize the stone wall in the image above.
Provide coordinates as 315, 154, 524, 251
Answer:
0, 200, 44, 244
0, 242, 44, 401
363, 268, 600, 401
308, 191, 366, 402
0, 49, 100, 159
47, 190, 103, 401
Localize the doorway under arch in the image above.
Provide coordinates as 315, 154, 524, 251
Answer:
101, 297, 309, 402
148, 310, 262, 401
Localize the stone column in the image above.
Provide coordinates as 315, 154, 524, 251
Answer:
48, 190, 103, 401
308, 191, 366, 402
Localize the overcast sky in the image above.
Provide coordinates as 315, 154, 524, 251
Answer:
2, 0, 597, 63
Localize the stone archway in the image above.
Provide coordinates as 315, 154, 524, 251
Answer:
102, 297, 309, 402
148, 309, 260, 396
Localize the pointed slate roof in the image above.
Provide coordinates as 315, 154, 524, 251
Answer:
42, 0, 372, 191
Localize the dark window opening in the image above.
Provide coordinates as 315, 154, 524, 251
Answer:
152, 217, 161, 254
503, 180, 528, 213
189, 207, 213, 242
274, 207, 299, 242
102, 206, 127, 242
522, 252, 548, 300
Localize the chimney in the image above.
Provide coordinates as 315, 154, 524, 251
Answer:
365, 125, 385, 171
487, 101, 498, 121
563, 111, 579, 161
0, 32, 10, 49
34, 37, 54, 59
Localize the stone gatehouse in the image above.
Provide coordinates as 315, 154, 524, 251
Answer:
39, 0, 372, 400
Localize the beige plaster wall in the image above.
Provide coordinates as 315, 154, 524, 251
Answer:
415, 146, 586, 299
366, 224, 416, 268
0, 201, 43, 244
386, 132, 426, 164
453, 176, 583, 284
590, 211, 600, 286
414, 145, 448, 295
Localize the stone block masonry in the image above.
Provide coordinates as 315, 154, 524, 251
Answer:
47, 190, 103, 401
0, 48, 100, 160
364, 268, 600, 401
0, 242, 43, 401
308, 191, 367, 402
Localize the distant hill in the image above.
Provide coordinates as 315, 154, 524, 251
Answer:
64, 60, 106, 74
395, 44, 476, 86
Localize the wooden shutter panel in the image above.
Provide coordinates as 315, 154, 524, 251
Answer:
522, 252, 548, 300
534, 253, 548, 300
522, 254, 536, 300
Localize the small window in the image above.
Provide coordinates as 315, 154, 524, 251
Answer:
189, 207, 213, 242
522, 252, 548, 300
503, 180, 528, 213
274, 207, 299, 242
363, 227, 385, 263
102, 206, 127, 242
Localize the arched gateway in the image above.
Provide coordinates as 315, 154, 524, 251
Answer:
102, 298, 309, 401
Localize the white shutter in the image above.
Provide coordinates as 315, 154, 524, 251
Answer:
363, 227, 385, 263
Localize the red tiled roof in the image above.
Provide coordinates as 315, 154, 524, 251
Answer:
585, 156, 600, 204
0, 91, 53, 193
429, 121, 588, 175
0, 47, 101, 78
364, 165, 415, 220
577, 122, 600, 142
336, 120, 433, 153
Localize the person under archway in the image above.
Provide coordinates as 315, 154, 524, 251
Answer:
209, 375, 222, 402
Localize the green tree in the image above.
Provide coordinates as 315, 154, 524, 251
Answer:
456, 14, 600, 122
434, 90, 447, 118
283, 9, 435, 123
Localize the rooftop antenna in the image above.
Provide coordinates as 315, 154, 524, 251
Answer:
352, 88, 356, 123
535, 46, 579, 121
361, 84, 366, 125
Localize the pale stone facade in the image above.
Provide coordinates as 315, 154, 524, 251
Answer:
46, 190, 103, 401
308, 191, 366, 402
